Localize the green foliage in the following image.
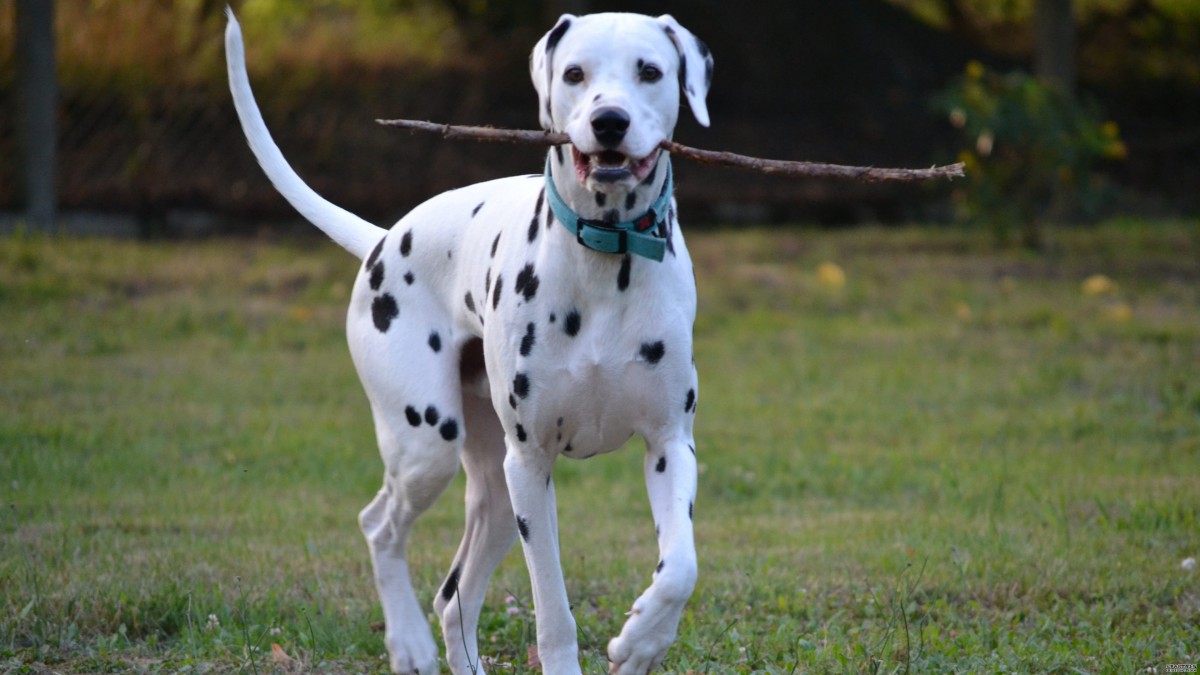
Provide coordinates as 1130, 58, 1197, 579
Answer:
936, 62, 1127, 247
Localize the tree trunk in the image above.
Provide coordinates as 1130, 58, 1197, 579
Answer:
1034, 0, 1076, 95
16, 0, 58, 231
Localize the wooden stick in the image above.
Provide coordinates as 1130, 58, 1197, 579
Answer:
376, 118, 965, 183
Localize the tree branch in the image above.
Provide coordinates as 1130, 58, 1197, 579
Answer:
376, 118, 965, 183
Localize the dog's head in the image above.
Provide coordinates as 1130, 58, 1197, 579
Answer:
531, 13, 713, 192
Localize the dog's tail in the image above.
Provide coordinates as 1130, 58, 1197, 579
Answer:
225, 9, 386, 260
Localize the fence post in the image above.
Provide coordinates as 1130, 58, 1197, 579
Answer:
16, 0, 58, 232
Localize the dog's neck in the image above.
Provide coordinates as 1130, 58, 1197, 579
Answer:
546, 147, 671, 226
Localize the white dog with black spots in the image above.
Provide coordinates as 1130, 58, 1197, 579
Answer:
226, 9, 712, 674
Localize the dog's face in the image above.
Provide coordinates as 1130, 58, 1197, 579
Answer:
531, 13, 713, 193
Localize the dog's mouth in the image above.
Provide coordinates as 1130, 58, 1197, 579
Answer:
572, 147, 659, 185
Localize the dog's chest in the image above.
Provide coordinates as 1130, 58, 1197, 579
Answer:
484, 226, 696, 458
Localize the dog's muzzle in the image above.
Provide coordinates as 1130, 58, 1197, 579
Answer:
571, 107, 659, 185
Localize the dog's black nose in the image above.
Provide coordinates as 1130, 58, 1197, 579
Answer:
591, 107, 630, 148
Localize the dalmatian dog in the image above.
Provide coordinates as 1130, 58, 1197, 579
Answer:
226, 9, 711, 674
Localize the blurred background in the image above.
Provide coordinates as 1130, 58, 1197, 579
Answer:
3, 0, 1198, 240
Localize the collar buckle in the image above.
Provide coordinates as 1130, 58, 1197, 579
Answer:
576, 219, 629, 255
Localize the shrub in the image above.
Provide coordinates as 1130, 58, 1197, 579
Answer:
935, 62, 1126, 247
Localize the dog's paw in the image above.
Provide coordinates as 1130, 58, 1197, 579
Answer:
385, 628, 439, 675
606, 595, 679, 675
607, 633, 667, 675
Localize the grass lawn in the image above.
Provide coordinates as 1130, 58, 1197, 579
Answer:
2, 221, 1197, 673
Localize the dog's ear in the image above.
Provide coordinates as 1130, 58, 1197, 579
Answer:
656, 15, 714, 128
530, 14, 576, 131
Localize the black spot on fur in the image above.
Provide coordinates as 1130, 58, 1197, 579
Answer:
625, 192, 637, 211
546, 18, 571, 52
546, 201, 556, 230
513, 372, 530, 399
439, 418, 459, 441
696, 35, 713, 86
490, 232, 501, 258
509, 393, 518, 410
472, 202, 485, 217
554, 145, 564, 166
549, 312, 556, 323
404, 271, 415, 285
464, 291, 476, 314
441, 565, 461, 601
605, 209, 619, 224
404, 406, 421, 427
366, 237, 385, 269
688, 501, 694, 520
514, 264, 540, 303
399, 229, 413, 257
529, 189, 545, 243
425, 406, 440, 426
595, 192, 607, 207
492, 273, 503, 310
428, 331, 442, 352
564, 443, 573, 453
617, 254, 631, 291
484, 268, 491, 295
516, 424, 527, 442
557, 417, 563, 427
520, 322, 536, 357
640, 341, 665, 365
655, 455, 667, 473
656, 560, 665, 573
516, 515, 530, 542
685, 388, 696, 413
369, 261, 385, 291
665, 211, 677, 257
372, 294, 399, 332
689, 444, 696, 455
564, 310, 581, 337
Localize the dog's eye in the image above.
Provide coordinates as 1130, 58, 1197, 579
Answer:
639, 64, 663, 83
563, 66, 585, 85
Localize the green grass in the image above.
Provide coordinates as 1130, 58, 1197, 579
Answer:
2, 221, 1198, 673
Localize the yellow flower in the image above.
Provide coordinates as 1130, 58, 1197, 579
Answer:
965, 60, 985, 80
1102, 121, 1120, 139
1082, 274, 1116, 296
817, 262, 846, 289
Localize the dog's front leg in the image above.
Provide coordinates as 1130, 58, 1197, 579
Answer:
503, 444, 582, 674
608, 437, 698, 675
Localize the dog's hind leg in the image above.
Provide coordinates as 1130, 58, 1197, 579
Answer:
352, 312, 465, 674
433, 391, 517, 674
359, 408, 461, 675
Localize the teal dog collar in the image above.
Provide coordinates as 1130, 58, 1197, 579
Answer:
544, 157, 672, 262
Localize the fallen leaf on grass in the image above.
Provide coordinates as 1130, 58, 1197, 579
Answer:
527, 645, 541, 669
